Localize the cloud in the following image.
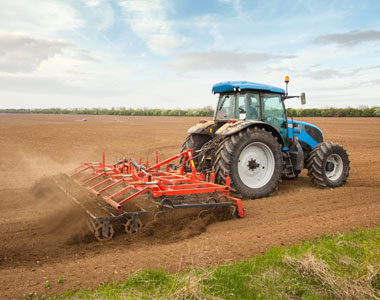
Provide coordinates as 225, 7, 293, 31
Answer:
304, 68, 344, 80
313, 30, 380, 47
119, 0, 188, 54
304, 64, 380, 81
166, 51, 293, 72
0, 33, 72, 73
0, 0, 83, 36
359, 79, 380, 87
0, 75, 127, 100
83, 0, 104, 7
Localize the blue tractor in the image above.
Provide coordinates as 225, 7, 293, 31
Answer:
181, 77, 350, 199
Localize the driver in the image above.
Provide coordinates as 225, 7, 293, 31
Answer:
244, 96, 258, 119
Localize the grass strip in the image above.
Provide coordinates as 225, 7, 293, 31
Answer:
29, 227, 380, 300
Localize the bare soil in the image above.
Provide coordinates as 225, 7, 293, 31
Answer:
0, 114, 379, 299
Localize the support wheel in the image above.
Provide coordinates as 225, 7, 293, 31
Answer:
306, 142, 350, 188
213, 127, 283, 199
198, 197, 218, 218
90, 221, 114, 241
125, 217, 143, 234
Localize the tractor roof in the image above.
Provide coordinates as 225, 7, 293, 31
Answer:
212, 81, 285, 95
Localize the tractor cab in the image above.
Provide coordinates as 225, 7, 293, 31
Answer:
213, 81, 288, 142
215, 89, 285, 135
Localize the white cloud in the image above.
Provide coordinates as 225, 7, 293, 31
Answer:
166, 51, 293, 72
0, 74, 127, 100
313, 30, 380, 47
0, 0, 83, 36
0, 33, 71, 73
304, 68, 345, 80
119, 0, 188, 54
83, 0, 104, 7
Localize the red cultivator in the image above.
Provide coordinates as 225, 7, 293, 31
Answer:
59, 150, 244, 241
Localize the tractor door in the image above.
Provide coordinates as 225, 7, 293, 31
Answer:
261, 93, 287, 141
214, 93, 236, 120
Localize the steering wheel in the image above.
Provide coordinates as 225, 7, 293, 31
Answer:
269, 117, 281, 128
218, 108, 228, 118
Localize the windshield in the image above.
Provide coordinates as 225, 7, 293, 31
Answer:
215, 94, 235, 120
215, 92, 261, 121
214, 92, 284, 125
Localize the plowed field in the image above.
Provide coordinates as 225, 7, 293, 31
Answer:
0, 114, 379, 299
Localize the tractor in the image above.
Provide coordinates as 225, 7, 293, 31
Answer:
181, 77, 350, 199
60, 77, 350, 240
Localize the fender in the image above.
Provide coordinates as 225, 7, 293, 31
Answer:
215, 120, 285, 145
187, 120, 217, 136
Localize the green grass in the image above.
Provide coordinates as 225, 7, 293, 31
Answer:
29, 227, 380, 300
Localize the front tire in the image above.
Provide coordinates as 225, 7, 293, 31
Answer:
306, 142, 350, 188
214, 127, 283, 199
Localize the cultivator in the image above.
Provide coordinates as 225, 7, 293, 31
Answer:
57, 149, 244, 241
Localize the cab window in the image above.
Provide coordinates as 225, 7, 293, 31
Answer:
215, 94, 235, 120
261, 94, 284, 132
237, 92, 260, 120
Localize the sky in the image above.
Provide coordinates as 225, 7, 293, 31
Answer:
0, 0, 379, 109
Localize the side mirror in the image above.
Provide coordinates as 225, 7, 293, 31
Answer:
301, 92, 306, 105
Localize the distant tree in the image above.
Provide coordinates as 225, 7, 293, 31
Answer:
0, 106, 378, 117
374, 107, 380, 117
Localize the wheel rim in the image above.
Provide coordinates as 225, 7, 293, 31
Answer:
237, 142, 275, 189
325, 153, 343, 181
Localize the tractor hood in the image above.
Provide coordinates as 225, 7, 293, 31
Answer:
288, 120, 324, 148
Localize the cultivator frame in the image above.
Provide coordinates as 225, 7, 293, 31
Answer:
62, 149, 244, 241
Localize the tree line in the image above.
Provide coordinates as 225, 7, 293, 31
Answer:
287, 107, 380, 117
0, 106, 379, 117
0, 107, 214, 117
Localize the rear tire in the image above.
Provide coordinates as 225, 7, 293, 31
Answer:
180, 134, 211, 168
214, 127, 283, 199
306, 142, 350, 188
